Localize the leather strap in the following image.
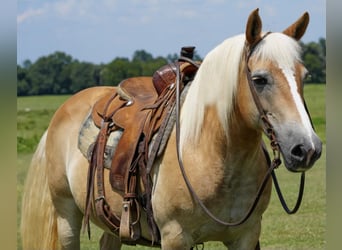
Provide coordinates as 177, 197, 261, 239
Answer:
245, 33, 307, 215
83, 93, 126, 238
174, 56, 279, 227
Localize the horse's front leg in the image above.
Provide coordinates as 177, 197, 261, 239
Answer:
223, 238, 260, 250
159, 221, 193, 250
223, 221, 261, 250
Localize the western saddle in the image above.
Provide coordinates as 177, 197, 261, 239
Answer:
83, 47, 200, 245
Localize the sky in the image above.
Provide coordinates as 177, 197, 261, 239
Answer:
17, 0, 326, 65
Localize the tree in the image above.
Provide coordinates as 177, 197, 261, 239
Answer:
69, 61, 100, 93
100, 57, 134, 85
17, 65, 30, 96
22, 59, 32, 69
132, 50, 153, 62
302, 38, 326, 83
100, 51, 167, 85
27, 51, 73, 94
17, 40, 325, 96
319, 37, 326, 57
140, 56, 168, 76
132, 50, 167, 76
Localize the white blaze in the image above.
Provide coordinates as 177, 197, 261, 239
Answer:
281, 67, 315, 149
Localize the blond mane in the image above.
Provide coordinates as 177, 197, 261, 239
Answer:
180, 32, 302, 150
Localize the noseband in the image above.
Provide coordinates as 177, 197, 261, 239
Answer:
174, 33, 307, 228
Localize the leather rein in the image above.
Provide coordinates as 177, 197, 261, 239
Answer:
174, 33, 307, 227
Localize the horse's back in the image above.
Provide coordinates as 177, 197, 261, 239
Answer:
54, 86, 116, 119
46, 86, 117, 158
48, 86, 116, 138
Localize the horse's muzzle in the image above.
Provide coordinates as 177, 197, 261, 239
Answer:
287, 140, 322, 171
275, 124, 322, 172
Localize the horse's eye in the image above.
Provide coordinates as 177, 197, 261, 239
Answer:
252, 76, 268, 86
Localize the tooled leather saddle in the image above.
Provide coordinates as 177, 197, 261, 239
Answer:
83, 47, 200, 245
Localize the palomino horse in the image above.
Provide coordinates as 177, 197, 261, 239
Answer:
21, 9, 322, 250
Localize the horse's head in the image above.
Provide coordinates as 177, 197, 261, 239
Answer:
240, 9, 322, 172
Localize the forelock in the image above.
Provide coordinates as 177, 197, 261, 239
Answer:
252, 32, 302, 69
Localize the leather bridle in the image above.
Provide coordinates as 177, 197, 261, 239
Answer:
245, 32, 306, 215
174, 33, 307, 227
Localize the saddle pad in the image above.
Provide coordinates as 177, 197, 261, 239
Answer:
78, 111, 123, 169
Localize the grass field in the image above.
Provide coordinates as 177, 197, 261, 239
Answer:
17, 84, 326, 249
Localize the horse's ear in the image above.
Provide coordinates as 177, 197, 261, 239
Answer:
283, 12, 309, 41
245, 8, 262, 46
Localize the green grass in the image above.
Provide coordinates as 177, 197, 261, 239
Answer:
303, 84, 325, 144
17, 95, 71, 153
260, 84, 326, 249
17, 84, 326, 249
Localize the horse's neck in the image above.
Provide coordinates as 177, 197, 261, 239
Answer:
227, 114, 262, 165
201, 105, 262, 165
174, 104, 265, 214
182, 105, 263, 181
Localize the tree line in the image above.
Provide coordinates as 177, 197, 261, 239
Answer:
17, 38, 325, 96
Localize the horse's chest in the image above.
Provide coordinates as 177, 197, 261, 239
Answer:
226, 170, 270, 214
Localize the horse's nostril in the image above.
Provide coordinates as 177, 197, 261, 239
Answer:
291, 144, 305, 159
290, 144, 319, 168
